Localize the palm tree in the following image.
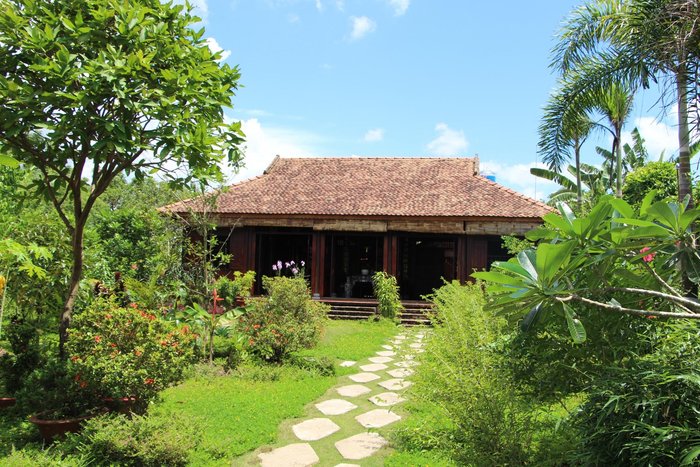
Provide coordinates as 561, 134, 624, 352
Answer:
552, 0, 700, 205
531, 163, 610, 208
538, 93, 595, 210
596, 126, 649, 183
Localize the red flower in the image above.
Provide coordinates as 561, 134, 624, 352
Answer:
640, 247, 656, 263
253, 324, 261, 330
94, 335, 102, 343
144, 378, 155, 385
134, 350, 143, 357
109, 342, 117, 348
129, 302, 138, 309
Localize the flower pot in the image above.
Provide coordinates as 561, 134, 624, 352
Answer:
103, 396, 137, 415
0, 397, 16, 409
29, 411, 92, 442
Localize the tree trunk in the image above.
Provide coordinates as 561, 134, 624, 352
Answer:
676, 69, 694, 208
575, 140, 582, 211
615, 128, 623, 197
59, 220, 85, 358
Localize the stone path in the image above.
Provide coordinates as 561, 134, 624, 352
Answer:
254, 330, 426, 466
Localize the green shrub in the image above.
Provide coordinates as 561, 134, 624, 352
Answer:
0, 314, 40, 394
214, 270, 256, 308
572, 320, 700, 465
240, 276, 327, 362
286, 355, 335, 376
622, 161, 678, 207
407, 281, 567, 465
65, 413, 201, 466
66, 299, 196, 413
372, 271, 403, 319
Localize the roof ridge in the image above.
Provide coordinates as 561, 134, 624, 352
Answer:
275, 155, 477, 160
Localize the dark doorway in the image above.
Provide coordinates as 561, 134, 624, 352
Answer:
327, 234, 383, 298
398, 236, 456, 300
255, 230, 311, 294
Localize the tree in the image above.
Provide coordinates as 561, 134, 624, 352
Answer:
530, 162, 610, 210
552, 0, 700, 205
538, 95, 594, 209
0, 0, 244, 354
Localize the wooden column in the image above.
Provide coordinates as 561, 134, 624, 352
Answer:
383, 233, 398, 276
465, 236, 488, 282
229, 227, 256, 273
311, 232, 326, 297
456, 236, 468, 283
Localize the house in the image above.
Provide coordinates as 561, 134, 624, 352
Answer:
162, 156, 550, 301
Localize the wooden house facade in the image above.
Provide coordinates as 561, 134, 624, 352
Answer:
162, 156, 551, 300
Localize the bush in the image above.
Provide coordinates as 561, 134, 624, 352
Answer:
406, 281, 567, 465
65, 413, 201, 466
572, 320, 700, 466
0, 314, 40, 394
66, 299, 196, 413
372, 271, 403, 319
214, 270, 256, 308
623, 161, 678, 207
240, 276, 327, 362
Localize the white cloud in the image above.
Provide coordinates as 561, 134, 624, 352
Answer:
349, 16, 376, 41
315, 0, 323, 11
288, 13, 300, 23
426, 123, 468, 156
363, 128, 384, 142
225, 118, 322, 182
387, 0, 410, 16
205, 37, 231, 62
335, 0, 345, 12
620, 116, 677, 161
480, 161, 559, 201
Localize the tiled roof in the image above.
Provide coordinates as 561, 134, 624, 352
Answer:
162, 156, 551, 219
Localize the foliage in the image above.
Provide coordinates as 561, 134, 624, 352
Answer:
474, 195, 700, 345
501, 235, 533, 256
531, 162, 610, 210
170, 301, 243, 364
623, 161, 679, 207
0, 315, 40, 394
0, 0, 244, 351
213, 270, 256, 307
240, 276, 327, 363
66, 299, 196, 413
13, 351, 100, 419
64, 413, 201, 467
372, 271, 403, 319
572, 320, 700, 465
409, 281, 563, 465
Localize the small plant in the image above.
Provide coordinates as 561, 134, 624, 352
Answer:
213, 270, 256, 307
173, 300, 243, 364
66, 299, 196, 413
271, 259, 305, 277
65, 413, 202, 466
372, 271, 403, 320
240, 276, 327, 362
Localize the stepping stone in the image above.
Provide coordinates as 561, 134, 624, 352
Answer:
335, 464, 361, 467
335, 432, 388, 460
368, 356, 393, 363
395, 360, 419, 368
376, 350, 396, 357
381, 345, 393, 350
416, 333, 425, 339
387, 368, 414, 378
410, 343, 424, 349
379, 378, 412, 391
369, 391, 406, 407
415, 348, 425, 353
292, 418, 341, 441
315, 399, 357, 415
339, 361, 356, 367
360, 363, 388, 372
349, 372, 380, 383
403, 354, 415, 360
394, 335, 407, 340
355, 409, 402, 428
258, 443, 319, 467
337, 384, 371, 397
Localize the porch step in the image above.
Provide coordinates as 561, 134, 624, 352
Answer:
321, 299, 433, 326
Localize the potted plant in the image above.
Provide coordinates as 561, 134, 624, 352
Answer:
66, 299, 196, 415
14, 353, 102, 442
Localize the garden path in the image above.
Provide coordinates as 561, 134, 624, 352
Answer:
255, 329, 426, 466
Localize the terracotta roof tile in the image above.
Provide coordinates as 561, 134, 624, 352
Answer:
162, 156, 551, 219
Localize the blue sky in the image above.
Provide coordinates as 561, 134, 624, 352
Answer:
194, 0, 680, 200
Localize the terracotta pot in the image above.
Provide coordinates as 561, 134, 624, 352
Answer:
29, 411, 92, 442
103, 396, 137, 415
0, 397, 16, 408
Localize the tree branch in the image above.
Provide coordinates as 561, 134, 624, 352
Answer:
557, 294, 700, 319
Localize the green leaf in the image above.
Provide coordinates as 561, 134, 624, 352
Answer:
563, 303, 586, 344
471, 271, 522, 286
521, 302, 543, 332
0, 154, 19, 168
609, 198, 634, 218
681, 445, 700, 466
535, 241, 576, 283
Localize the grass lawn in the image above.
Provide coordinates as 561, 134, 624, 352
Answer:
146, 318, 399, 465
